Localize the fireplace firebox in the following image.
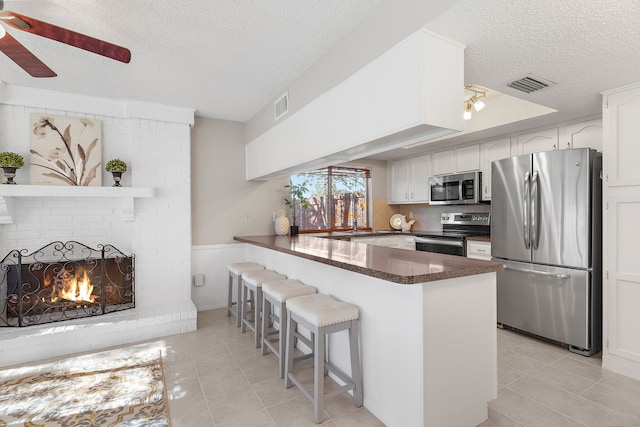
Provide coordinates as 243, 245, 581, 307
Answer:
0, 241, 134, 327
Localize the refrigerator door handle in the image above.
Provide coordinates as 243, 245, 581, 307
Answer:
531, 171, 540, 250
523, 171, 531, 249
503, 265, 571, 279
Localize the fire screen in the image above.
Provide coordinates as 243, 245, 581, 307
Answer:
0, 241, 134, 327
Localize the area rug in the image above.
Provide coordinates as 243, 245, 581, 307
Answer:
0, 345, 171, 427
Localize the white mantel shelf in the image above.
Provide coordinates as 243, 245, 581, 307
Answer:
0, 185, 155, 223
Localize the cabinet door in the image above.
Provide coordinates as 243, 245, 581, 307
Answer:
516, 128, 559, 155
565, 119, 603, 151
605, 191, 640, 362
480, 137, 511, 200
409, 155, 430, 203
431, 150, 454, 176
455, 145, 480, 172
467, 241, 491, 261
389, 159, 410, 203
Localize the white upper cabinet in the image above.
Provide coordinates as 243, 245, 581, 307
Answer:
430, 144, 479, 176
455, 145, 480, 172
605, 85, 640, 187
515, 128, 559, 155
430, 150, 454, 176
565, 118, 603, 151
479, 137, 511, 200
389, 155, 431, 204
246, 29, 465, 180
389, 159, 411, 203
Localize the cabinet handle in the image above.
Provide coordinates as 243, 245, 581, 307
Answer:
405, 193, 408, 200
567, 142, 571, 148
553, 144, 557, 150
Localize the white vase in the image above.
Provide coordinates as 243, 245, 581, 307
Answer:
275, 212, 290, 235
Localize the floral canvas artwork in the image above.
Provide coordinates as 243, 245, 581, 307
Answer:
30, 114, 102, 186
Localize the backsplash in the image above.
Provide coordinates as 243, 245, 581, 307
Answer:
387, 203, 492, 232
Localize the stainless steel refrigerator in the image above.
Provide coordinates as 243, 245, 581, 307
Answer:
491, 148, 602, 356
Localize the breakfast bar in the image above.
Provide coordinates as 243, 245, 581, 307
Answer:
234, 234, 503, 427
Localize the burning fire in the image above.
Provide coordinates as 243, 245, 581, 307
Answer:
45, 268, 98, 303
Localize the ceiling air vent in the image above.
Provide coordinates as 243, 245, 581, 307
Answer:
507, 74, 556, 94
274, 91, 289, 120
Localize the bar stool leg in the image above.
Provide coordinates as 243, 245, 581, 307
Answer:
227, 273, 234, 318
314, 327, 326, 424
235, 275, 243, 327
277, 300, 287, 378
240, 282, 248, 333
284, 310, 296, 389
349, 320, 363, 407
261, 293, 270, 356
254, 287, 263, 348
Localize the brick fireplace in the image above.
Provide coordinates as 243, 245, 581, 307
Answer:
0, 83, 197, 367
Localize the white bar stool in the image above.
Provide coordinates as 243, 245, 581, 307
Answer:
284, 293, 363, 424
227, 262, 264, 327
261, 279, 317, 378
241, 269, 287, 347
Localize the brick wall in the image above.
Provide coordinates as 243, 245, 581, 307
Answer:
0, 86, 197, 366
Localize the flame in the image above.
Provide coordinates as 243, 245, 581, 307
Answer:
50, 268, 97, 303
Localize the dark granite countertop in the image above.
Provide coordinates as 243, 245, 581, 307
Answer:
234, 235, 503, 285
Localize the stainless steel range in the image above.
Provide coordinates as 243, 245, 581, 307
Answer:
415, 213, 490, 256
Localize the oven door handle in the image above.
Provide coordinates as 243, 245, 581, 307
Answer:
414, 237, 464, 247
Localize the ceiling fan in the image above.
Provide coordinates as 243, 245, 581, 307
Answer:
0, 0, 130, 78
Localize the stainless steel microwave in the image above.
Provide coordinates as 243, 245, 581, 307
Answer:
428, 171, 484, 205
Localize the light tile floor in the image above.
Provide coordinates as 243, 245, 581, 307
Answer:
5, 309, 640, 426
480, 328, 640, 427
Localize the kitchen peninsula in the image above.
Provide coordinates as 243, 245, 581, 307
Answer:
234, 234, 503, 427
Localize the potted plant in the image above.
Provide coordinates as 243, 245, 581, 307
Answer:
105, 158, 127, 187
284, 180, 309, 235
0, 151, 25, 185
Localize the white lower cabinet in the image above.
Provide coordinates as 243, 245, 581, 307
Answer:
466, 240, 491, 261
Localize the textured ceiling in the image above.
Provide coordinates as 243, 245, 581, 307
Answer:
0, 0, 383, 121
426, 0, 640, 125
1, 0, 639, 130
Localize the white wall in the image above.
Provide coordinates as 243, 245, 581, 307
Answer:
191, 116, 288, 245
0, 85, 197, 366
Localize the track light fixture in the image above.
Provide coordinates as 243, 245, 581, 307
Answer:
464, 84, 487, 120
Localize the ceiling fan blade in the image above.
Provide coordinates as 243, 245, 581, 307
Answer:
0, 10, 131, 63
0, 30, 56, 77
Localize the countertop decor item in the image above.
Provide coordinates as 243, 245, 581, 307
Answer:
275, 209, 290, 235
390, 214, 404, 230
106, 158, 127, 187
284, 180, 309, 235
0, 151, 25, 184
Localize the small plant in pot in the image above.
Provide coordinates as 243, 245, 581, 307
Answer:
105, 158, 127, 187
284, 180, 309, 236
0, 152, 25, 185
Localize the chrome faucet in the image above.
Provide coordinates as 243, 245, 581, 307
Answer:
352, 218, 358, 230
